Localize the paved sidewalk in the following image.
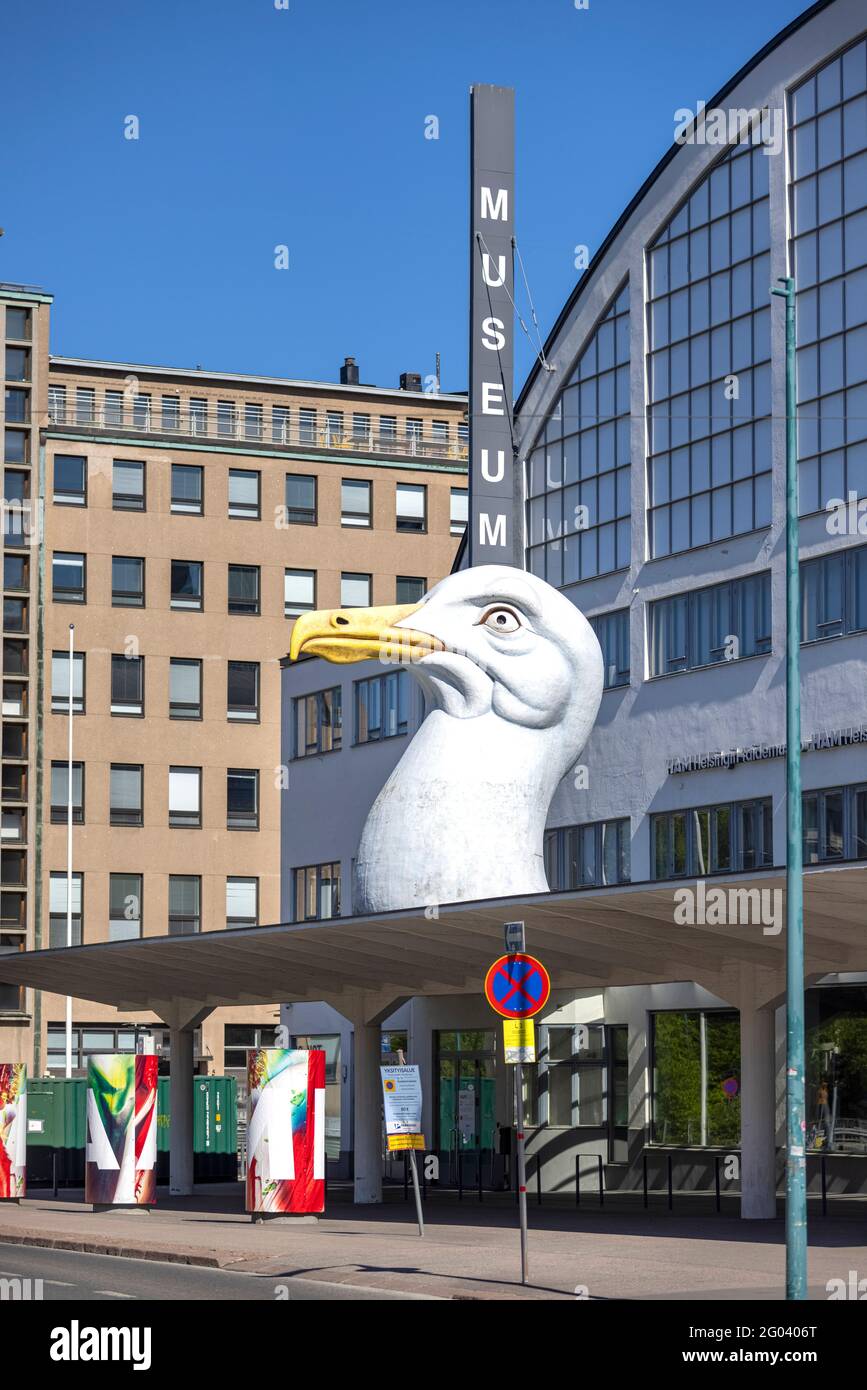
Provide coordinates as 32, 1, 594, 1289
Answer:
1, 1187, 865, 1300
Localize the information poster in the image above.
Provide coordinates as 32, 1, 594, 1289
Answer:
85, 1055, 157, 1206
381, 1065, 424, 1151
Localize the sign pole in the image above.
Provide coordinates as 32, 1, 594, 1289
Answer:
514, 1059, 529, 1285
396, 1049, 424, 1238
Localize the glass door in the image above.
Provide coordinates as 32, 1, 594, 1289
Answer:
435, 1030, 496, 1187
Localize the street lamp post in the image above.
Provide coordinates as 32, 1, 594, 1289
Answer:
771, 275, 807, 1300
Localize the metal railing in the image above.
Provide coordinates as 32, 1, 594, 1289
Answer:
47, 406, 469, 462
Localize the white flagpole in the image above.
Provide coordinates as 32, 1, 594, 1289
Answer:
65, 622, 74, 1079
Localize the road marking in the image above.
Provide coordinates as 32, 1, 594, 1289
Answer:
95, 1290, 136, 1299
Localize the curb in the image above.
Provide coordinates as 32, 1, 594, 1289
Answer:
0, 1230, 228, 1268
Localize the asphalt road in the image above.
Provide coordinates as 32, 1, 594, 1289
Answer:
0, 1243, 437, 1301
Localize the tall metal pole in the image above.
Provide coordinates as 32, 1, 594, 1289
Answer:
65, 622, 74, 1079
514, 1060, 529, 1284
771, 275, 807, 1299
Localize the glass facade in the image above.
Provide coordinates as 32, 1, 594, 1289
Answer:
651, 798, 773, 878
544, 818, 630, 890
526, 285, 631, 584
791, 38, 867, 515
650, 572, 771, 675
651, 1010, 741, 1146
647, 141, 772, 556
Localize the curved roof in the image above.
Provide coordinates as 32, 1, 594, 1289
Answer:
515, 0, 837, 419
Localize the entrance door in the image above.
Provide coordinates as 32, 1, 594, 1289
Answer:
435, 1030, 496, 1187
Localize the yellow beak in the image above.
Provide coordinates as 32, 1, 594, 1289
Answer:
289, 601, 446, 665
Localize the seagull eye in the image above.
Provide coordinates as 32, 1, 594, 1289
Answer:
479, 606, 522, 635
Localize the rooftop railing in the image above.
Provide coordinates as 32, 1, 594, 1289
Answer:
47, 405, 469, 462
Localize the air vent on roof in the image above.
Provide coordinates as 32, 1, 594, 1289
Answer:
400, 372, 422, 392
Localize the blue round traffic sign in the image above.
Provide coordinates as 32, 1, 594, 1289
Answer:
484, 953, 551, 1019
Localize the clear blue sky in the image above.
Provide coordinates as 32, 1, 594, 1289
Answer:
1, 0, 810, 394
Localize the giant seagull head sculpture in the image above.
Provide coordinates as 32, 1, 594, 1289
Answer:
290, 565, 604, 913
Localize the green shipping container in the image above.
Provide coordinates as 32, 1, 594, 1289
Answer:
24, 1075, 238, 1185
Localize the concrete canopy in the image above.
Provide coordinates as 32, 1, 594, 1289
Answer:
2, 864, 866, 1015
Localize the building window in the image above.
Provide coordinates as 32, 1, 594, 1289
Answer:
294, 687, 341, 757
544, 818, 631, 890
132, 394, 151, 429
4, 430, 27, 465
341, 478, 371, 527
111, 555, 144, 607
4, 388, 29, 425
104, 389, 123, 426
50, 762, 84, 824
228, 660, 259, 722
53, 454, 86, 506
217, 400, 236, 437
298, 407, 316, 442
294, 862, 340, 921
806, 982, 867, 1154
801, 542, 867, 642
379, 415, 397, 442
161, 395, 180, 431
341, 572, 371, 607
189, 398, 208, 435
51, 650, 84, 713
227, 768, 258, 830
4, 555, 27, 592
171, 464, 203, 515
109, 873, 142, 941
52, 552, 85, 604
326, 410, 344, 444
2, 597, 26, 632
527, 285, 631, 584
284, 568, 316, 616
5, 347, 29, 381
169, 659, 202, 720
536, 1024, 607, 1127
228, 468, 260, 519
651, 797, 773, 879
450, 487, 468, 536
5, 307, 30, 340
49, 872, 83, 947
224, 1023, 279, 1069
590, 609, 630, 688
432, 420, 449, 441
647, 142, 772, 557
272, 406, 290, 443
396, 576, 425, 604
169, 876, 200, 935
226, 877, 258, 930
396, 483, 426, 532
111, 653, 144, 716
405, 418, 423, 441
790, 40, 867, 517
355, 670, 409, 744
110, 764, 143, 827
650, 572, 771, 675
285, 474, 316, 525
652, 1010, 740, 1145
228, 564, 260, 615
75, 387, 94, 424
802, 782, 867, 865
169, 766, 201, 828
171, 560, 203, 610
112, 459, 145, 511
352, 412, 371, 441
244, 403, 263, 440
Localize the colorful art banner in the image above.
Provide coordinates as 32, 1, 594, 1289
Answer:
246, 1049, 325, 1214
0, 1063, 26, 1199
85, 1054, 158, 1206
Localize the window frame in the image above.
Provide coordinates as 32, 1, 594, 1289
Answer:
169, 765, 202, 829
109, 763, 144, 828
111, 555, 145, 608
112, 458, 146, 512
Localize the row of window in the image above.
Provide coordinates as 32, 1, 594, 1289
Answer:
49, 384, 467, 447
49, 652, 259, 721
47, 552, 427, 615
584, 544, 867, 692
52, 453, 468, 534
45, 871, 259, 944
47, 762, 260, 830
293, 671, 412, 756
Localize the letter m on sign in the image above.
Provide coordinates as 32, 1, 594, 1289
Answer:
481, 187, 508, 221
479, 513, 507, 548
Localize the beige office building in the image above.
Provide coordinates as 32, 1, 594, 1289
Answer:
0, 281, 467, 1083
